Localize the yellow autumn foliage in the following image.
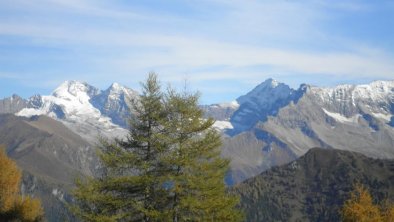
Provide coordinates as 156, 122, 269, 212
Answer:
0, 147, 21, 213
0, 147, 44, 221
381, 200, 394, 222
16, 196, 44, 221
342, 184, 394, 222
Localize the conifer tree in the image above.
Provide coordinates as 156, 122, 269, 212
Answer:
0, 147, 44, 222
72, 73, 170, 221
164, 89, 242, 222
72, 73, 242, 222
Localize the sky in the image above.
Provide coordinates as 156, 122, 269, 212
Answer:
0, 0, 393, 104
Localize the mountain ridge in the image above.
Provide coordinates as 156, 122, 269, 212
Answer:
233, 147, 394, 221
217, 79, 394, 182
0, 78, 393, 221
0, 113, 99, 221
14, 81, 134, 143
1, 79, 393, 184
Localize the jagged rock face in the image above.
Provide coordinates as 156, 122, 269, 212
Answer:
228, 79, 305, 134
311, 81, 394, 116
52, 80, 101, 99
91, 82, 138, 128
16, 81, 134, 143
232, 148, 394, 222
0, 94, 28, 113
28, 95, 44, 109
201, 101, 239, 121
200, 101, 240, 131
3, 79, 394, 187
207, 80, 394, 184
262, 81, 394, 158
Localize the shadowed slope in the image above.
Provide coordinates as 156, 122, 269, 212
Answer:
233, 148, 394, 222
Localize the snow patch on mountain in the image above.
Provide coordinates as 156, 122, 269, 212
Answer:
322, 108, 360, 124
90, 82, 139, 128
312, 80, 393, 104
213, 120, 234, 130
371, 112, 392, 122
355, 81, 394, 100
17, 108, 47, 117
307, 80, 394, 123
210, 101, 240, 110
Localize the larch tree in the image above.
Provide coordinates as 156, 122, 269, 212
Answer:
381, 200, 394, 222
72, 73, 242, 222
72, 73, 170, 221
163, 89, 242, 222
0, 147, 44, 222
341, 184, 394, 222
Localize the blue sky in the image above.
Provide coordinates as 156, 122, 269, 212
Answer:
0, 0, 393, 104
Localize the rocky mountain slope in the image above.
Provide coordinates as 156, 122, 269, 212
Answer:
90, 82, 138, 128
0, 94, 28, 114
12, 81, 138, 143
215, 79, 394, 183
229, 79, 305, 134
1, 79, 393, 185
0, 79, 393, 221
233, 148, 394, 222
261, 81, 394, 157
0, 114, 98, 221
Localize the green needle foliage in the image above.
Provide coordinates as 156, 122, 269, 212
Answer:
72, 73, 242, 222
164, 89, 242, 221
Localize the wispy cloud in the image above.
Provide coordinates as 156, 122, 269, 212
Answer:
0, 72, 25, 79
2, 21, 392, 78
0, 0, 393, 103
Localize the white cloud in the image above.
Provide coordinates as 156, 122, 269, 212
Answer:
0, 0, 393, 102
1, 21, 394, 81
109, 37, 394, 78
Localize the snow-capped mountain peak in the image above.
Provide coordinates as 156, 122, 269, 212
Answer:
236, 79, 294, 109
228, 79, 300, 134
105, 82, 139, 99
52, 80, 100, 100
308, 80, 394, 117
263, 78, 279, 88
17, 81, 129, 143
90, 82, 139, 128
237, 79, 292, 105
257, 78, 280, 88
109, 82, 122, 91
355, 80, 394, 100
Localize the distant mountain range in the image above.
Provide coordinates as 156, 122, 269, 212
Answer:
0, 78, 393, 221
1, 79, 393, 184
2, 81, 138, 143
210, 79, 394, 183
